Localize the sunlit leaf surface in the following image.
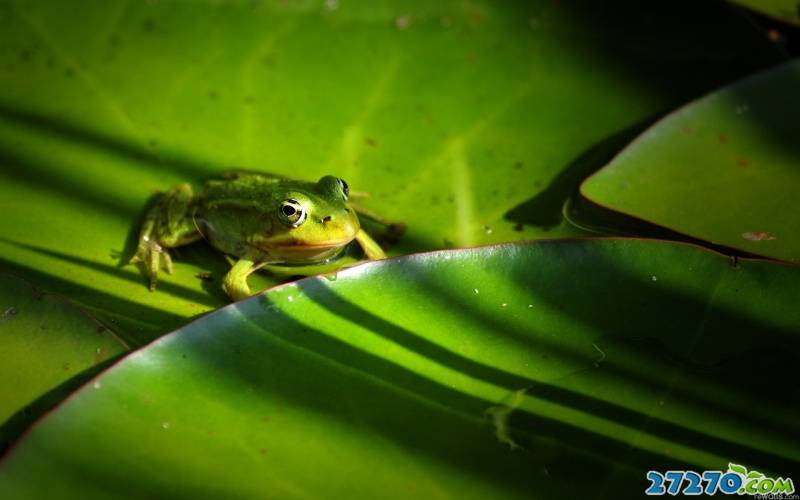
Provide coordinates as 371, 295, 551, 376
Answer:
581, 61, 800, 263
1, 240, 797, 499
0, 0, 782, 344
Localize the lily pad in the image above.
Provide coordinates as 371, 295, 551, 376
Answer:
728, 0, 800, 26
1, 240, 798, 499
0, 0, 783, 344
0, 273, 128, 451
581, 60, 800, 263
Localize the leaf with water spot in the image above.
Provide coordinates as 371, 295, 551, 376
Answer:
0, 0, 783, 345
1, 240, 798, 499
581, 61, 800, 263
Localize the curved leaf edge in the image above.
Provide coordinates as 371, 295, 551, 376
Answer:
728, 0, 800, 28
578, 60, 799, 264
1, 235, 798, 464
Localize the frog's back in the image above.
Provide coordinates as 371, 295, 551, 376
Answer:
201, 173, 285, 205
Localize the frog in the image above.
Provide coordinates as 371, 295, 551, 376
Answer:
129, 171, 402, 301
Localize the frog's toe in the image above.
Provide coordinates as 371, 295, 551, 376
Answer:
387, 222, 407, 239
162, 251, 173, 275
129, 239, 172, 291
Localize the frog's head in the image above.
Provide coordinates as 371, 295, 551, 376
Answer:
259, 175, 360, 262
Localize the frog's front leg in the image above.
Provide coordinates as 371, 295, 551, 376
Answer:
222, 253, 265, 301
130, 183, 202, 290
346, 201, 405, 260
354, 229, 386, 260
347, 201, 406, 244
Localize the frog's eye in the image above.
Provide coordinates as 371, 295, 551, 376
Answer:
279, 198, 307, 227
336, 178, 349, 201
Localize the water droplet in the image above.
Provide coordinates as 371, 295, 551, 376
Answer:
483, 225, 493, 235
93, 381, 102, 389
2, 306, 17, 319
325, 273, 338, 282
287, 295, 294, 302
162, 421, 170, 429
394, 14, 411, 30
527, 304, 533, 308
742, 231, 776, 241
501, 303, 507, 308
324, 0, 339, 10
473, 288, 479, 294
651, 276, 657, 281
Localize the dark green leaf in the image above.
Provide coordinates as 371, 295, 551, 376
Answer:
1, 240, 798, 499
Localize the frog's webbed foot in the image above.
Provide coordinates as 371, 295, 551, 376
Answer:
129, 183, 200, 292
130, 235, 173, 291
384, 222, 406, 244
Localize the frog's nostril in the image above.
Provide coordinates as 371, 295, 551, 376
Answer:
322, 215, 333, 223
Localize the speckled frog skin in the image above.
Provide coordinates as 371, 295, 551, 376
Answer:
130, 172, 399, 301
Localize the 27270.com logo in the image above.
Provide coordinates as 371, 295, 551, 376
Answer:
645, 463, 796, 497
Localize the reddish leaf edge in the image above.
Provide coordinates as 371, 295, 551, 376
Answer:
578, 60, 799, 264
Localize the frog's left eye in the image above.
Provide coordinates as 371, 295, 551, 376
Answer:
336, 178, 349, 201
279, 198, 307, 227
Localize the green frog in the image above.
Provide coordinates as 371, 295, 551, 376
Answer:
130, 172, 402, 301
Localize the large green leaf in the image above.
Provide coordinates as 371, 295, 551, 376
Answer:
728, 0, 800, 26
0, 0, 782, 344
581, 60, 800, 263
1, 239, 798, 499
0, 273, 127, 450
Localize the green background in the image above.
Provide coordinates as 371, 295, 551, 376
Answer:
1, 0, 798, 497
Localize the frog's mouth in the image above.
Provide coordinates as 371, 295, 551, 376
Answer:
271, 238, 354, 251
266, 238, 355, 262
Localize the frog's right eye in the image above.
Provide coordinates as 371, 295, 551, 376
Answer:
336, 178, 350, 201
279, 198, 307, 227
